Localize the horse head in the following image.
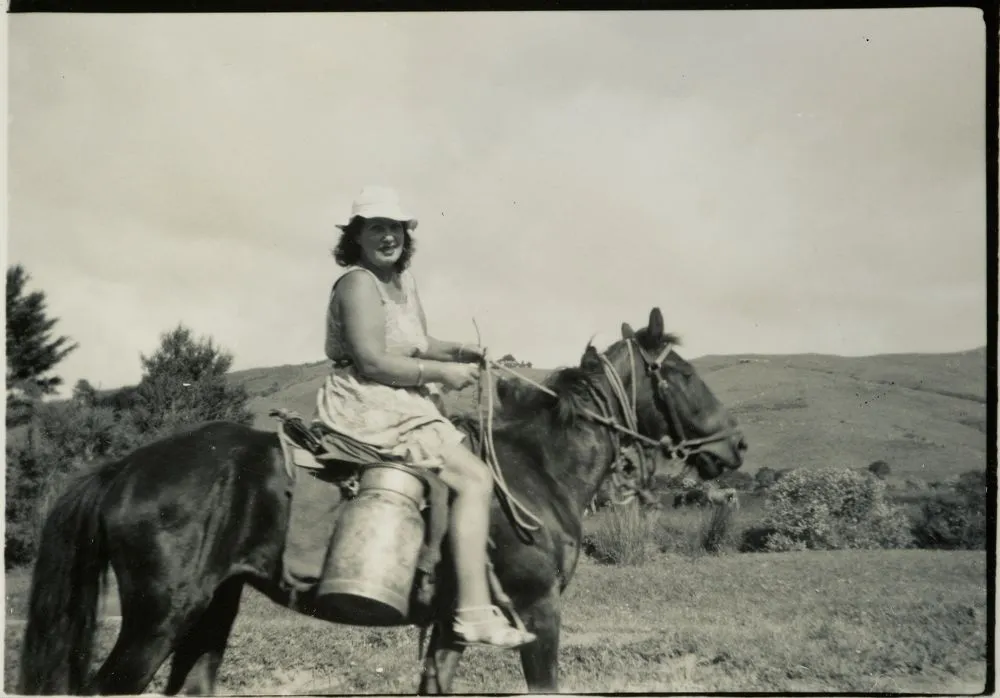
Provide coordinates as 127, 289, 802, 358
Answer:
580, 307, 747, 487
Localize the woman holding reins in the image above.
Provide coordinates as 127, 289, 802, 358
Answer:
316, 186, 536, 650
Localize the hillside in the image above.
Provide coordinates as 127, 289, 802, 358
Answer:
228, 346, 989, 481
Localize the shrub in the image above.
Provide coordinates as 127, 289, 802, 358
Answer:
747, 468, 914, 551
4, 400, 144, 568
6, 443, 46, 568
911, 469, 987, 550
954, 469, 987, 502
754, 467, 778, 490
7, 326, 255, 570
653, 501, 744, 557
654, 473, 690, 490
867, 460, 891, 480
654, 508, 705, 557
700, 501, 737, 553
583, 505, 659, 565
714, 470, 755, 492
774, 468, 794, 482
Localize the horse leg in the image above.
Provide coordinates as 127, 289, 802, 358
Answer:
417, 624, 466, 695
517, 591, 562, 693
84, 590, 185, 694
163, 577, 245, 695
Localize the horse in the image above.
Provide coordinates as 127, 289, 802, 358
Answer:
18, 307, 748, 695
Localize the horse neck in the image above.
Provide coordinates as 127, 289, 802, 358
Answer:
534, 367, 638, 512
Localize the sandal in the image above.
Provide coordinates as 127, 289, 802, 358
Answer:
452, 606, 537, 649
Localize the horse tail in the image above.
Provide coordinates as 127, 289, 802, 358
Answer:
18, 461, 120, 695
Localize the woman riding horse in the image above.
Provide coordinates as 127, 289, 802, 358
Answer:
316, 186, 535, 649
17, 191, 747, 693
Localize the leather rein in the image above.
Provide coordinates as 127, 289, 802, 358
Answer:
482, 338, 739, 528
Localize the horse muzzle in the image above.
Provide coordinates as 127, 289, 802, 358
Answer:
695, 428, 748, 478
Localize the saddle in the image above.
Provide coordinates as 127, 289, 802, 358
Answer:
269, 409, 525, 633
270, 409, 451, 615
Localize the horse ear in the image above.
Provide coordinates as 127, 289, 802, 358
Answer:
581, 344, 601, 369
648, 307, 664, 340
621, 323, 635, 339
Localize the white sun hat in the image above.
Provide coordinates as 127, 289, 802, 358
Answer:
337, 186, 418, 231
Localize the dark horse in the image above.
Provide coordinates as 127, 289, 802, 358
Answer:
19, 308, 747, 695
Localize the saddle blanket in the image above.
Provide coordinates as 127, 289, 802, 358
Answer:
282, 465, 348, 591
278, 440, 451, 611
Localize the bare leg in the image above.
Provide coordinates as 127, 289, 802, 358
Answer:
434, 443, 535, 648
436, 443, 493, 609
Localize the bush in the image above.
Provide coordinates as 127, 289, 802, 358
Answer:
652, 501, 744, 557
6, 326, 255, 570
700, 501, 738, 553
911, 469, 987, 550
583, 505, 659, 565
6, 443, 46, 568
654, 508, 705, 557
747, 468, 914, 552
954, 469, 987, 502
653, 473, 691, 490
754, 467, 778, 490
4, 400, 144, 568
867, 460, 891, 480
714, 470, 755, 492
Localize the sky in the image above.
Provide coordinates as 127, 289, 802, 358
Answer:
6, 8, 988, 395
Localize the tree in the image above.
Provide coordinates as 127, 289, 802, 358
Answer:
72, 378, 98, 406
6, 265, 78, 404
498, 353, 519, 366
130, 325, 254, 435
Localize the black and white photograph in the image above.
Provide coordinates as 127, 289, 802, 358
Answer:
4, 6, 993, 695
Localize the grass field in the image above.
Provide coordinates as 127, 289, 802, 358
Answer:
7, 347, 988, 692
5, 549, 988, 694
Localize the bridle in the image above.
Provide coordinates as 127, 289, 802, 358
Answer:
584, 337, 740, 505
481, 336, 741, 531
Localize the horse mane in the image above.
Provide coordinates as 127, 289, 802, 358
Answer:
493, 365, 604, 428
635, 330, 683, 351
444, 366, 599, 441
449, 331, 684, 434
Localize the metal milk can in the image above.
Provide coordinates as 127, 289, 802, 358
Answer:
315, 463, 427, 625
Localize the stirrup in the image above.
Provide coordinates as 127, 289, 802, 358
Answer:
452, 606, 537, 649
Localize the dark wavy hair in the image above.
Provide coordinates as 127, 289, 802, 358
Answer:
332, 217, 416, 273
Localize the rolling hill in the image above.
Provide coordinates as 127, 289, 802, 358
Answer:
228, 346, 989, 481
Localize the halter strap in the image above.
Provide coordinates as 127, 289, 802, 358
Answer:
478, 334, 743, 532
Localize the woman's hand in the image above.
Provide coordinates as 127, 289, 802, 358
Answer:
457, 344, 486, 364
438, 363, 480, 391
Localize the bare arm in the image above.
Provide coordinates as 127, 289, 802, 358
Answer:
337, 271, 459, 387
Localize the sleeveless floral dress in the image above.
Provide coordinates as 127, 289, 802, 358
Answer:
314, 266, 466, 469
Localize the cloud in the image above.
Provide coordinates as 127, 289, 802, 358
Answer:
7, 9, 986, 393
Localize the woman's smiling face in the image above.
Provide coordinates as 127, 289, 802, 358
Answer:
357, 217, 406, 270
